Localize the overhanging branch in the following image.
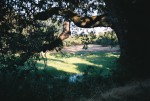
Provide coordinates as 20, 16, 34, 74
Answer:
34, 7, 112, 28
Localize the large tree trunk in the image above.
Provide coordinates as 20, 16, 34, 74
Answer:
104, 0, 150, 79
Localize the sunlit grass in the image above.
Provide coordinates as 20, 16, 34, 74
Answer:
38, 56, 103, 73
37, 51, 120, 77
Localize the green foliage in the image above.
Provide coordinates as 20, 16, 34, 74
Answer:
96, 31, 118, 47
0, 0, 63, 70
64, 31, 118, 48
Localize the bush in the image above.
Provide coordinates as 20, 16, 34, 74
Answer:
96, 31, 118, 47
63, 31, 118, 47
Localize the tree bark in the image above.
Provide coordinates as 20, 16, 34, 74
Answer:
104, 0, 150, 79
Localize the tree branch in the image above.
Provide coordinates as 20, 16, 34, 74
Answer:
34, 7, 112, 28
15, 21, 71, 66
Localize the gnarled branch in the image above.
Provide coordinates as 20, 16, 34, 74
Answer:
34, 7, 112, 28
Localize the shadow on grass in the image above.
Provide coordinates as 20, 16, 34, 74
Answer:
46, 58, 65, 63
36, 62, 72, 77
0, 63, 72, 101
38, 51, 119, 77
73, 52, 119, 77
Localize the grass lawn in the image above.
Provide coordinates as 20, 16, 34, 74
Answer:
36, 51, 120, 78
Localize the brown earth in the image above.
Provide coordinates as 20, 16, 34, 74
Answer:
61, 44, 120, 53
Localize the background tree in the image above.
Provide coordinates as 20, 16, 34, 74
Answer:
0, 0, 70, 71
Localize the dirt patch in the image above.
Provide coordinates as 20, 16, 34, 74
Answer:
61, 44, 120, 53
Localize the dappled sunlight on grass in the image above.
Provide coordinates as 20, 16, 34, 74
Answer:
105, 52, 119, 58
38, 55, 103, 74
38, 57, 80, 73
37, 51, 120, 77
65, 57, 103, 67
